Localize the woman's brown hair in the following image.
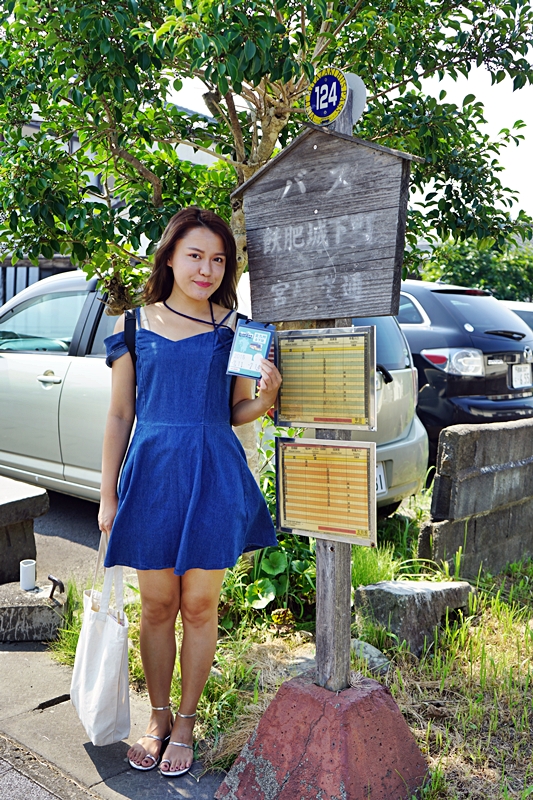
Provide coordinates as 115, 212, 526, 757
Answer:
143, 207, 238, 309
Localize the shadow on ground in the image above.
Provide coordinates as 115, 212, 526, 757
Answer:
33, 491, 100, 585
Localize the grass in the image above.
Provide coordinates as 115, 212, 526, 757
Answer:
50, 483, 533, 795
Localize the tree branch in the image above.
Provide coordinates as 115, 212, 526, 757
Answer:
311, 2, 335, 61
101, 98, 163, 207
367, 52, 477, 103
154, 136, 244, 167
109, 142, 163, 207
110, 240, 152, 268
312, 0, 365, 63
224, 92, 246, 183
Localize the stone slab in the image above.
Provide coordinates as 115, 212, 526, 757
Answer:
350, 639, 390, 675
1, 693, 149, 788
96, 764, 226, 799
419, 494, 533, 578
0, 642, 72, 721
354, 580, 475, 656
0, 582, 65, 642
0, 643, 225, 798
431, 419, 533, 520
0, 477, 49, 526
215, 674, 427, 799
435, 418, 533, 476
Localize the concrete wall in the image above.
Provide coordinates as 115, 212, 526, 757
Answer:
418, 419, 533, 577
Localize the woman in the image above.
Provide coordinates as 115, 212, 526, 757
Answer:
98, 207, 281, 777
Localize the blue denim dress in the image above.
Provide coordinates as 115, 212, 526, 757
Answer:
103, 308, 276, 575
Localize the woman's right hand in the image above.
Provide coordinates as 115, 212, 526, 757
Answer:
98, 494, 118, 537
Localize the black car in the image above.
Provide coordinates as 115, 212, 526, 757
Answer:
398, 280, 533, 463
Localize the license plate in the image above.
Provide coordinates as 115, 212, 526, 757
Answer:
512, 364, 532, 388
376, 462, 387, 496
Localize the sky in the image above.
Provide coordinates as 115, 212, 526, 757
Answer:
175, 68, 533, 219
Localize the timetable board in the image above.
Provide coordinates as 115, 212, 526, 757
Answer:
276, 438, 377, 547
275, 327, 375, 430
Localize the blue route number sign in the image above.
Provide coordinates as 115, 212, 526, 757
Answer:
305, 68, 348, 126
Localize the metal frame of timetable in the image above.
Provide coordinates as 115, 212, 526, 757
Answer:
274, 327, 376, 430
276, 438, 377, 547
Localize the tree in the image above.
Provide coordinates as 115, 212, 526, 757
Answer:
1, 0, 533, 307
421, 240, 533, 301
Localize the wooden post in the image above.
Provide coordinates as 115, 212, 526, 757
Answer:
313, 97, 358, 691
314, 316, 353, 691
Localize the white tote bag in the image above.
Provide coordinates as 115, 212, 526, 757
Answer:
70, 535, 130, 746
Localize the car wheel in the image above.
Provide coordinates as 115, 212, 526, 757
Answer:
377, 500, 402, 519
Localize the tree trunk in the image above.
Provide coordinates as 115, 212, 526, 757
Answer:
231, 196, 248, 280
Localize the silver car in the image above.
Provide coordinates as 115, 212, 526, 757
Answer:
0, 271, 115, 501
347, 314, 428, 515
0, 272, 428, 513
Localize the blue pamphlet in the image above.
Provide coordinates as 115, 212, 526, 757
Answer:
227, 319, 276, 379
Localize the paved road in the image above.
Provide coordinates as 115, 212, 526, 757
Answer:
33, 489, 142, 592
34, 491, 102, 587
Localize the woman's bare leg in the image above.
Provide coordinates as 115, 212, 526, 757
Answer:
160, 568, 225, 773
127, 568, 181, 768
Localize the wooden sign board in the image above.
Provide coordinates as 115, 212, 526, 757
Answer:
276, 438, 377, 546
276, 326, 375, 430
231, 125, 419, 323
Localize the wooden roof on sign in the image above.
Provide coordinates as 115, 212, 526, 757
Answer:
232, 125, 422, 323
231, 124, 423, 200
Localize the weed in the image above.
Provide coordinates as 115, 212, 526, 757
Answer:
48, 580, 84, 666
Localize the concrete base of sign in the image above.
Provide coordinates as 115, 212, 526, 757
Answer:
0, 582, 65, 642
215, 673, 427, 800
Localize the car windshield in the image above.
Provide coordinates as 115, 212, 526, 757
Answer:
352, 315, 410, 370
0, 291, 86, 351
512, 308, 533, 330
432, 292, 532, 336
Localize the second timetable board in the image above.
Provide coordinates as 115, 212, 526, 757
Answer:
276, 438, 377, 546
275, 327, 375, 430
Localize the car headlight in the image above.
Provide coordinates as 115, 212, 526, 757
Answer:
421, 348, 484, 377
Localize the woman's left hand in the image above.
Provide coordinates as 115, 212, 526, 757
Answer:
257, 358, 282, 410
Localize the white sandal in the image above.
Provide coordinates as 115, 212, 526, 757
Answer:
128, 704, 172, 772
159, 710, 196, 778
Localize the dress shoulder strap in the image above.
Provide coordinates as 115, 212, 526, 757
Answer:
124, 309, 137, 382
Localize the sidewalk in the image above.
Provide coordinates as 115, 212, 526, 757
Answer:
0, 641, 227, 799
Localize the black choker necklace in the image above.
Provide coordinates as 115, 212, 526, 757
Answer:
163, 300, 216, 327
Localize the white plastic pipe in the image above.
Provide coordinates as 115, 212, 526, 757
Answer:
20, 559, 36, 591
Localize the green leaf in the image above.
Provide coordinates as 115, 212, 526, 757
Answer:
244, 39, 256, 60
155, 18, 175, 40
138, 50, 150, 70
261, 551, 288, 576
463, 93, 476, 106
9, 211, 18, 232
245, 578, 276, 609
217, 74, 228, 96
